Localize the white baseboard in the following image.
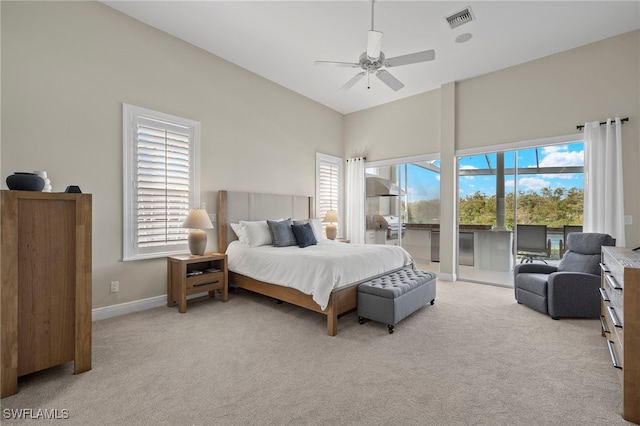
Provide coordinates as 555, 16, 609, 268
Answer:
438, 273, 456, 282
92, 295, 166, 322
92, 292, 210, 322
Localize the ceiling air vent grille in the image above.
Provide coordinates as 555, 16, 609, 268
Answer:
445, 6, 474, 29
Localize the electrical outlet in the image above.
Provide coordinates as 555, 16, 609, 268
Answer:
110, 281, 120, 293
625, 215, 633, 225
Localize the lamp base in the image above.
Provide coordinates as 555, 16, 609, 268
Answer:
325, 224, 337, 240
188, 229, 207, 256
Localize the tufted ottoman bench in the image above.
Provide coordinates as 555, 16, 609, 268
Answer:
357, 268, 436, 333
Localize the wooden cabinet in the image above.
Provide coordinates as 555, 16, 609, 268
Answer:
1, 190, 92, 398
167, 253, 228, 313
600, 246, 640, 423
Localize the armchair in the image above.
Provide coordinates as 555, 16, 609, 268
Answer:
513, 232, 615, 319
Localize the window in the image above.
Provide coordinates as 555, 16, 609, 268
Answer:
316, 153, 343, 236
123, 104, 201, 261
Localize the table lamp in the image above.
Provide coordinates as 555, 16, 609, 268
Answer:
182, 208, 214, 255
323, 210, 340, 240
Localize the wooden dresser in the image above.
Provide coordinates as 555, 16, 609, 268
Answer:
1, 190, 92, 398
600, 246, 640, 423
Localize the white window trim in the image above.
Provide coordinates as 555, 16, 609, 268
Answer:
123, 104, 201, 261
455, 133, 582, 157
316, 152, 343, 237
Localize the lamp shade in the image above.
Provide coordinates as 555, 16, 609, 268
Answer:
322, 210, 340, 223
182, 208, 214, 230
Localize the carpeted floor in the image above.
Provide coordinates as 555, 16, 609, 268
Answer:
1, 280, 631, 425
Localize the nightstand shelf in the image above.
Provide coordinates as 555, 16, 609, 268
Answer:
167, 253, 228, 313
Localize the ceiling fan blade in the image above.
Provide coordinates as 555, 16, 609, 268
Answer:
314, 60, 360, 68
376, 70, 404, 91
367, 30, 383, 60
385, 49, 436, 67
338, 72, 366, 92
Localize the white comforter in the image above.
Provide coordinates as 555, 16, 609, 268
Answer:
226, 239, 414, 310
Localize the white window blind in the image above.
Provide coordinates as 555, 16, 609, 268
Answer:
316, 153, 343, 236
136, 119, 190, 248
123, 104, 200, 261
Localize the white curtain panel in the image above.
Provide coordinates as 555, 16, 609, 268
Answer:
583, 117, 625, 246
346, 157, 366, 244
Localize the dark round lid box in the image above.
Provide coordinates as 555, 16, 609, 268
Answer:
6, 172, 45, 191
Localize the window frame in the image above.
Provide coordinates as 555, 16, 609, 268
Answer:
315, 152, 343, 237
123, 103, 201, 261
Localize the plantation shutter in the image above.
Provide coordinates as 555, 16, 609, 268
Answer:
316, 153, 342, 236
135, 117, 191, 248
318, 160, 339, 222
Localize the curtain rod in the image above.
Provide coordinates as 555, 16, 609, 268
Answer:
347, 157, 366, 161
576, 117, 629, 131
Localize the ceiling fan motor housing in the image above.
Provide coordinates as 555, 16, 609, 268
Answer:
359, 51, 385, 72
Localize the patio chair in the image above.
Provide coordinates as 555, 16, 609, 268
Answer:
516, 224, 551, 263
559, 225, 583, 257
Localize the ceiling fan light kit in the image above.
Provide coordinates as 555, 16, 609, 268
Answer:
314, 0, 435, 92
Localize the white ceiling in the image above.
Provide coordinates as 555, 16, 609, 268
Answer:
102, 1, 640, 114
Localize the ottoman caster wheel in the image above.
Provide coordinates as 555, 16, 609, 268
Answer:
430, 299, 435, 305
388, 325, 394, 334
358, 316, 365, 325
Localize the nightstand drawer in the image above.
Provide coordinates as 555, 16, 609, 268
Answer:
186, 272, 224, 291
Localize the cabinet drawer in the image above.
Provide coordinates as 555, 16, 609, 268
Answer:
604, 275, 625, 316
603, 252, 624, 286
186, 272, 224, 291
603, 304, 625, 366
606, 339, 624, 370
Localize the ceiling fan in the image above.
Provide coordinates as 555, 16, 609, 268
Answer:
314, 0, 435, 92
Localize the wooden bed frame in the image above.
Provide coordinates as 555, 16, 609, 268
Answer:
217, 190, 360, 336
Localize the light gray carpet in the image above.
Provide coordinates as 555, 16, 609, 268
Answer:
1, 280, 631, 425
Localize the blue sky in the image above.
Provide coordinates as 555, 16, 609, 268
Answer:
403, 142, 585, 201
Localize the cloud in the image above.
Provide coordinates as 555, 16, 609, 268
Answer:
539, 146, 584, 167
519, 176, 550, 191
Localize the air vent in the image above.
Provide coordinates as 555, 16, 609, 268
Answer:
445, 6, 474, 29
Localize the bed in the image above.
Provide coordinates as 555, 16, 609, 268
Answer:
217, 190, 414, 336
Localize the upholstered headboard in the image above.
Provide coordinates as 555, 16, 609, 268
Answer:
217, 190, 313, 252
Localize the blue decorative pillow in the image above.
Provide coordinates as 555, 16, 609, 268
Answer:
267, 218, 297, 247
291, 223, 317, 248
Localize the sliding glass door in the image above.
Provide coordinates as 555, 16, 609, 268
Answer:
457, 141, 585, 286
365, 156, 440, 274
457, 151, 516, 285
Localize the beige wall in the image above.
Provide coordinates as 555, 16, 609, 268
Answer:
1, 1, 343, 308
344, 89, 441, 159
344, 30, 640, 277
456, 30, 639, 149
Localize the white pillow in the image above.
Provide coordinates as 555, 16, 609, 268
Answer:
229, 223, 247, 244
239, 220, 272, 247
293, 218, 324, 240
310, 218, 324, 240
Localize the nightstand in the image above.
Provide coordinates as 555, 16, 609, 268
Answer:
336, 238, 351, 243
167, 253, 228, 313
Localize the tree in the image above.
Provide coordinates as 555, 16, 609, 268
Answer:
422, 186, 584, 227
